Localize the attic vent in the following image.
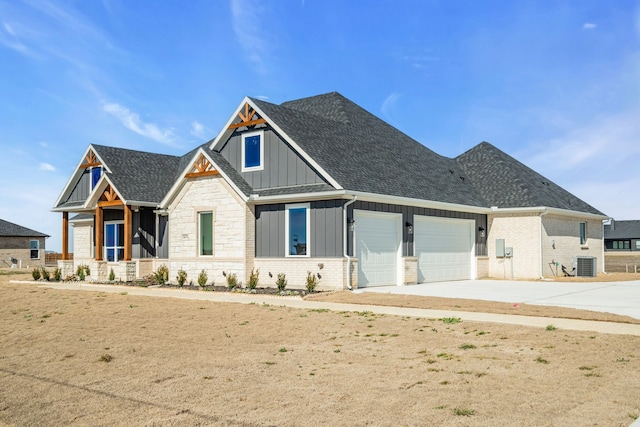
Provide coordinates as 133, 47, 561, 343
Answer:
541, 181, 550, 186
575, 256, 597, 277
459, 176, 465, 182
449, 169, 454, 174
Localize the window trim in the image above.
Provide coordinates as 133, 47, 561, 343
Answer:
30, 240, 39, 259
579, 221, 587, 246
285, 203, 311, 258
104, 221, 124, 263
198, 211, 214, 257
241, 130, 264, 172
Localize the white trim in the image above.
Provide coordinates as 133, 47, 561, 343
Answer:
285, 203, 311, 258
490, 205, 608, 220
198, 210, 215, 257
241, 129, 264, 172
53, 144, 111, 209
104, 220, 124, 263
210, 98, 343, 190
348, 191, 489, 214
82, 175, 127, 209
29, 240, 40, 259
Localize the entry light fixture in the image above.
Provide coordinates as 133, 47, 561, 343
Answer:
405, 221, 413, 234
347, 218, 355, 232
478, 226, 486, 238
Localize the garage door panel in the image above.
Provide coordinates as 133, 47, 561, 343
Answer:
355, 211, 400, 287
415, 216, 473, 283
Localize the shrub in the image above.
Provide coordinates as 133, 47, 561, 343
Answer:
305, 271, 318, 293
154, 265, 169, 286
108, 268, 116, 281
176, 269, 188, 287
198, 270, 208, 288
226, 272, 238, 290
276, 273, 287, 292
39, 267, 50, 281
76, 264, 90, 281
53, 267, 62, 282
32, 267, 41, 281
248, 268, 259, 290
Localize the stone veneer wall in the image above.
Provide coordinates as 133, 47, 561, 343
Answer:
476, 256, 489, 278
252, 258, 349, 291
0, 236, 47, 268
402, 257, 417, 285
167, 177, 247, 285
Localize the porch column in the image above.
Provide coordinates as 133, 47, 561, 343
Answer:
95, 206, 103, 261
62, 212, 69, 260
124, 204, 132, 261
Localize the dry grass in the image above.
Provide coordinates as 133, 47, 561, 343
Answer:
1, 270, 639, 426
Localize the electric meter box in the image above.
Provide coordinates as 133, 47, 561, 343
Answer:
496, 239, 505, 257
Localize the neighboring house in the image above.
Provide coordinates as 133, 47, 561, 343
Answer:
0, 219, 49, 268
52, 92, 607, 288
604, 220, 640, 251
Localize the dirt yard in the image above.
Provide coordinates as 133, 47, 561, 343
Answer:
1, 269, 639, 426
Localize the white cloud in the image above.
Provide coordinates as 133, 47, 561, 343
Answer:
230, 0, 268, 74
190, 121, 207, 139
381, 92, 401, 118
583, 22, 597, 30
39, 162, 55, 171
103, 102, 176, 145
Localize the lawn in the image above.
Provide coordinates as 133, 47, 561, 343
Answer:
0, 271, 639, 426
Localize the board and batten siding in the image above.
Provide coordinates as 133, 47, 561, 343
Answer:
132, 208, 156, 259
220, 128, 326, 189
255, 200, 345, 257
64, 170, 91, 204
348, 201, 488, 257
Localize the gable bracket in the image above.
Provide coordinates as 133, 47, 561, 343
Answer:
80, 149, 102, 169
185, 153, 220, 179
98, 185, 123, 207
228, 102, 266, 129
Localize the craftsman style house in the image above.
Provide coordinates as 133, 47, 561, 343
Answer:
52, 92, 607, 289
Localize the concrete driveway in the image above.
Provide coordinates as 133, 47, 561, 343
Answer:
355, 279, 640, 320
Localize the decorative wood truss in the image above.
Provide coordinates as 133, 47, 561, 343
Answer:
228, 103, 266, 129
98, 185, 123, 207
185, 153, 220, 179
80, 148, 102, 169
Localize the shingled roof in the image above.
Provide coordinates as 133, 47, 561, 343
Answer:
604, 220, 640, 239
0, 219, 49, 237
92, 144, 182, 204
455, 142, 605, 215
250, 92, 487, 207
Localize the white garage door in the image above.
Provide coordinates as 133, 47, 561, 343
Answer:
355, 210, 401, 287
415, 216, 474, 283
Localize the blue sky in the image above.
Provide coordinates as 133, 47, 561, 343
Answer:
1, 0, 639, 252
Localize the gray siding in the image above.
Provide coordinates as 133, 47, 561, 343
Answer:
255, 200, 344, 257
220, 128, 326, 189
65, 170, 91, 203
157, 215, 169, 259
132, 208, 156, 259
348, 201, 488, 257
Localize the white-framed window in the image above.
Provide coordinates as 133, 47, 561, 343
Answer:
90, 166, 102, 190
104, 221, 124, 262
286, 203, 310, 257
241, 130, 264, 172
30, 240, 39, 259
199, 211, 214, 256
579, 222, 587, 245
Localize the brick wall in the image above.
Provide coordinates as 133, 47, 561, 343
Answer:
252, 257, 349, 291
0, 236, 46, 268
487, 213, 541, 279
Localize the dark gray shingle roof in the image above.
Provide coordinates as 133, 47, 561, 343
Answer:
0, 219, 49, 237
251, 92, 487, 207
92, 144, 182, 204
455, 142, 605, 215
604, 220, 640, 239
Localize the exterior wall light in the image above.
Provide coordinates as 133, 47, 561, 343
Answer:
347, 218, 355, 232
406, 221, 413, 234
478, 226, 486, 238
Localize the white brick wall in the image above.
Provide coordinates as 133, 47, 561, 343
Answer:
252, 258, 348, 291
167, 177, 248, 285
72, 223, 92, 261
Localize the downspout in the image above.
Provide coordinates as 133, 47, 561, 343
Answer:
602, 219, 608, 274
343, 196, 357, 290
539, 208, 549, 279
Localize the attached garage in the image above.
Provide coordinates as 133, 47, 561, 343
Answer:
355, 210, 401, 287
414, 216, 474, 283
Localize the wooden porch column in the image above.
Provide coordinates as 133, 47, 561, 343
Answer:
95, 206, 103, 261
62, 212, 69, 260
124, 204, 132, 261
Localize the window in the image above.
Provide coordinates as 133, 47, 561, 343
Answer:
30, 240, 39, 259
199, 212, 213, 256
579, 222, 587, 245
613, 240, 630, 250
91, 166, 102, 189
241, 130, 264, 172
105, 222, 124, 262
286, 204, 310, 257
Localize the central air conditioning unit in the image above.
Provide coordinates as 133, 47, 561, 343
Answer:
574, 256, 597, 277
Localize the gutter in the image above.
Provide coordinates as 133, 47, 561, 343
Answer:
343, 196, 357, 290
